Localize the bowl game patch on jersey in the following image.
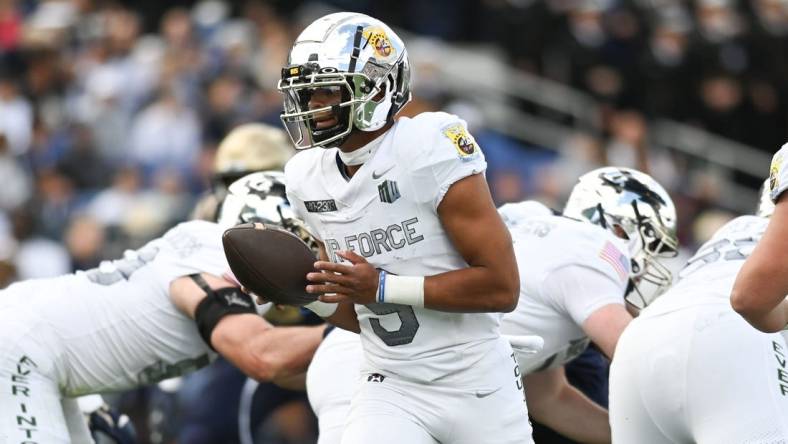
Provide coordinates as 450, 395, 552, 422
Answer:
770, 149, 784, 198
442, 123, 479, 160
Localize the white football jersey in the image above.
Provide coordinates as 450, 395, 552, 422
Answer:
770, 142, 788, 202
648, 215, 768, 315
285, 112, 499, 383
0, 220, 229, 396
499, 202, 631, 374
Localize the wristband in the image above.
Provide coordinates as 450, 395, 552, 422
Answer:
377, 273, 425, 308
304, 300, 339, 318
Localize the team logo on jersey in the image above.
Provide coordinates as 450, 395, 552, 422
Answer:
363, 27, 394, 59
378, 180, 401, 204
770, 153, 783, 193
442, 123, 478, 159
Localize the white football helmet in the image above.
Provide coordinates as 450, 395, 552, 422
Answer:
756, 178, 775, 218
218, 171, 318, 254
563, 167, 679, 310
278, 12, 412, 149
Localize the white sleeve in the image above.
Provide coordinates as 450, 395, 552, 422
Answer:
409, 116, 487, 210
541, 264, 626, 326
498, 201, 553, 228
769, 142, 788, 203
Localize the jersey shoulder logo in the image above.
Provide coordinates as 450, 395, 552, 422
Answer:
770, 151, 783, 193
441, 123, 479, 160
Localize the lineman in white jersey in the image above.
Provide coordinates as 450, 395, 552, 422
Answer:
732, 142, 788, 333
499, 167, 678, 443
280, 12, 529, 444
0, 172, 326, 443
611, 186, 788, 443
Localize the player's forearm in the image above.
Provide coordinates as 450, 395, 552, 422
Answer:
527, 382, 611, 444
271, 372, 307, 391
325, 302, 361, 333
212, 315, 324, 382
732, 288, 788, 333
732, 258, 788, 332
732, 199, 788, 332
422, 266, 518, 313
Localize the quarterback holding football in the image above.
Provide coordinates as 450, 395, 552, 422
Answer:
280, 12, 531, 444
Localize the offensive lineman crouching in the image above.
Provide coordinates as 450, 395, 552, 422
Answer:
0, 172, 325, 443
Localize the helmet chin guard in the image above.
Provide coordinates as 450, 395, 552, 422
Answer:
278, 13, 412, 149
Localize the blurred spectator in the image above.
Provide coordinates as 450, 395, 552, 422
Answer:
0, 73, 32, 155
56, 124, 111, 191
128, 87, 201, 179
0, 132, 31, 210
10, 206, 70, 279
32, 167, 78, 240
0, 0, 21, 53
86, 166, 145, 229
63, 213, 105, 270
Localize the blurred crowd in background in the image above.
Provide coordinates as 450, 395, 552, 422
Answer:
0, 0, 787, 442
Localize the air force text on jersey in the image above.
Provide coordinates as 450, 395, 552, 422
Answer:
324, 217, 424, 261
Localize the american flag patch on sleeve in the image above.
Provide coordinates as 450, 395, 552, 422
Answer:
599, 241, 629, 283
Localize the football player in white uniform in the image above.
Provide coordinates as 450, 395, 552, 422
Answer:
610, 184, 788, 443
732, 142, 788, 333
280, 12, 529, 444
500, 167, 678, 443
0, 172, 326, 443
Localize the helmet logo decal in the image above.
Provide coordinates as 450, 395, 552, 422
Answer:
244, 178, 275, 198
442, 123, 478, 159
363, 27, 395, 59
599, 170, 667, 208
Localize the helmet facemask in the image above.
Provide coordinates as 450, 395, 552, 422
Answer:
614, 203, 679, 311
279, 62, 403, 149
566, 167, 679, 312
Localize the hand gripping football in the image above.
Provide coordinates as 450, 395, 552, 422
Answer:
222, 223, 318, 306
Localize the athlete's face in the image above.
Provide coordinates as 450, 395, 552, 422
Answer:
308, 86, 342, 130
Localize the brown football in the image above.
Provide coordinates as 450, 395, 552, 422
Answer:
222, 223, 318, 306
